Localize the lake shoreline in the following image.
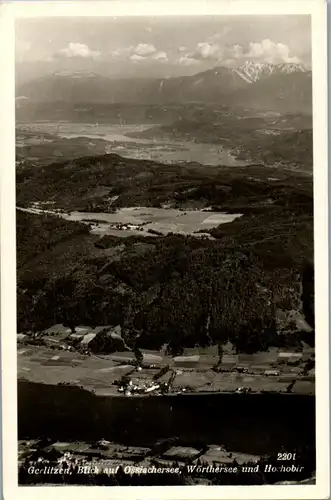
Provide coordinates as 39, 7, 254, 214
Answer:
16, 121, 247, 167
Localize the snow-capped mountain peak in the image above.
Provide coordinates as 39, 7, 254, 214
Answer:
233, 61, 307, 83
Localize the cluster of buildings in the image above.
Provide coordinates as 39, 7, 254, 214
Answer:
109, 222, 143, 232
115, 367, 186, 396
117, 379, 165, 396
19, 438, 263, 485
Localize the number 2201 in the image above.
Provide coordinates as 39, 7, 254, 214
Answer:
277, 453, 296, 461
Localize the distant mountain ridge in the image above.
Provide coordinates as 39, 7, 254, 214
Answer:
52, 70, 99, 79
233, 61, 307, 84
16, 61, 312, 114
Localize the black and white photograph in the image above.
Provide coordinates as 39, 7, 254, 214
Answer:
0, 1, 329, 498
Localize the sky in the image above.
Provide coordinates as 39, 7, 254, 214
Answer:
16, 16, 311, 83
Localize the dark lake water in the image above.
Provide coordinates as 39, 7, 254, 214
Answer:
18, 380, 315, 457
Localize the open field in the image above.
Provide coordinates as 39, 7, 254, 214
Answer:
18, 335, 314, 395
18, 206, 242, 238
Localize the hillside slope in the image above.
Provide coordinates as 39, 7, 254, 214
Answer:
17, 154, 314, 352
17, 63, 312, 113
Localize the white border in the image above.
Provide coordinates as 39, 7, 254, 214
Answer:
1, 1, 329, 499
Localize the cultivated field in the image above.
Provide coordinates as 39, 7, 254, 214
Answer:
19, 206, 243, 238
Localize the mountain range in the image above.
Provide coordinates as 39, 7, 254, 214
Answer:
16, 62, 312, 114
232, 61, 307, 83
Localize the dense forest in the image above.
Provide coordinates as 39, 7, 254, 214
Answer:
16, 150, 314, 355
17, 204, 314, 356
16, 152, 313, 213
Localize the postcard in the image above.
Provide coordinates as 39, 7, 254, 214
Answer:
0, 1, 329, 498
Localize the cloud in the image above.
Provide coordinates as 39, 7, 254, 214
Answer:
129, 53, 146, 62
192, 42, 224, 61
177, 55, 200, 66
134, 43, 157, 57
231, 44, 244, 59
176, 41, 224, 65
246, 38, 301, 64
111, 47, 131, 58
113, 43, 168, 63
178, 37, 302, 67
152, 51, 168, 62
58, 42, 101, 59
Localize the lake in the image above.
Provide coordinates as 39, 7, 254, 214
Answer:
19, 122, 247, 167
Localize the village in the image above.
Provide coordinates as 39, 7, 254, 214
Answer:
17, 323, 315, 397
